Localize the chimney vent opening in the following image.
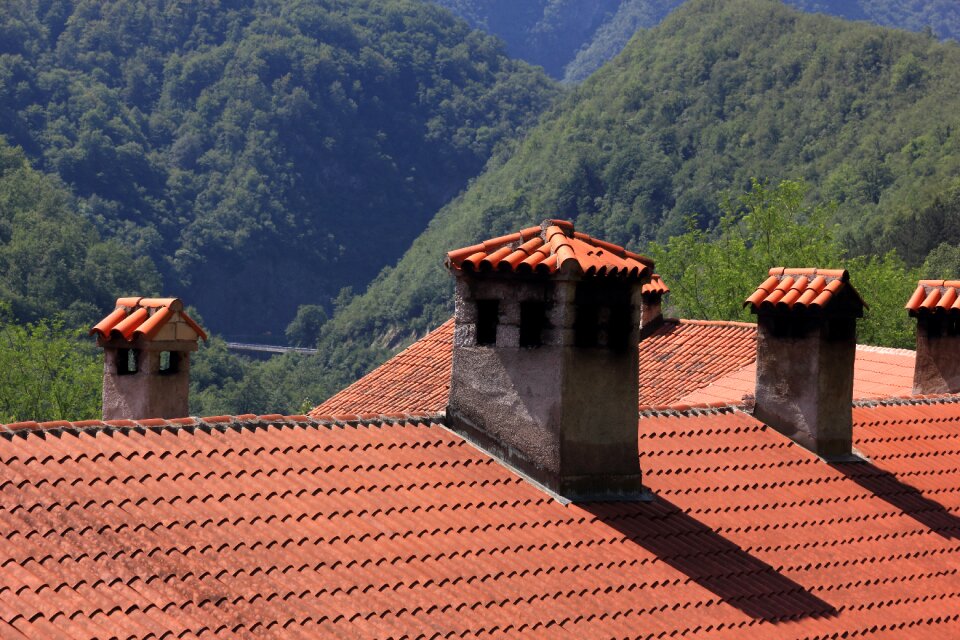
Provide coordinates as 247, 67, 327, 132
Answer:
117, 348, 139, 376
476, 300, 499, 346
519, 301, 547, 348
159, 351, 180, 375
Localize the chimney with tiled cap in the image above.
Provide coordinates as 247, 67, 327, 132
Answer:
90, 297, 207, 420
640, 274, 669, 338
906, 279, 960, 394
445, 219, 653, 500
745, 268, 865, 458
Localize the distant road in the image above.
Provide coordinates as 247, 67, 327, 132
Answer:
226, 342, 317, 355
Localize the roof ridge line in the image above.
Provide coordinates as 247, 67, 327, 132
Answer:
639, 401, 746, 417
673, 318, 757, 329
1, 411, 448, 438
855, 344, 916, 356
852, 394, 960, 408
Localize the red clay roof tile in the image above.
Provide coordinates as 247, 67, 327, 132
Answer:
315, 318, 916, 416
906, 280, 960, 314
642, 273, 669, 296
447, 219, 652, 278
745, 267, 865, 312
2, 401, 960, 637
89, 297, 207, 342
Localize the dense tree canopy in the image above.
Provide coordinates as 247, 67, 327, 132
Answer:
0, 137, 159, 325
307, 0, 960, 403
0, 0, 559, 337
432, 0, 960, 83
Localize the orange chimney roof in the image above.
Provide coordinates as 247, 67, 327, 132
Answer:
642, 273, 669, 296
90, 297, 207, 342
446, 219, 653, 278
744, 267, 865, 311
905, 280, 960, 314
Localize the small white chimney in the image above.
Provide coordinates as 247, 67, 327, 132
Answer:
90, 297, 207, 420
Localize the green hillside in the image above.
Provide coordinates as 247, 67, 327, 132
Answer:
431, 0, 960, 83
0, 0, 559, 338
0, 137, 158, 325
311, 0, 960, 397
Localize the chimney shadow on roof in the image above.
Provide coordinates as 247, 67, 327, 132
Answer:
830, 459, 960, 540
580, 495, 838, 622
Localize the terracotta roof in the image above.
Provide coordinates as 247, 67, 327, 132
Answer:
312, 319, 455, 417
638, 320, 756, 407
90, 297, 207, 342
315, 318, 917, 416
2, 400, 960, 638
679, 344, 915, 406
745, 267, 864, 311
906, 279, 960, 314
642, 273, 669, 296
446, 219, 653, 278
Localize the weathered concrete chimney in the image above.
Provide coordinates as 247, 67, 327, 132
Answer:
90, 297, 207, 420
906, 280, 960, 394
444, 220, 653, 500
640, 274, 669, 338
744, 268, 865, 458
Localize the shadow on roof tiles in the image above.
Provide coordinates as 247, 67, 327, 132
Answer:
831, 461, 960, 540
581, 496, 838, 621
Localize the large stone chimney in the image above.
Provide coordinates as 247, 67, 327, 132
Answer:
906, 279, 960, 394
744, 268, 865, 458
444, 219, 653, 501
90, 297, 207, 420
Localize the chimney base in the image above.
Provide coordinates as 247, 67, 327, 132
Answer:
446, 407, 649, 502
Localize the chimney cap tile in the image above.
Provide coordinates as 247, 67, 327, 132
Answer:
745, 267, 864, 313
906, 280, 960, 314
446, 219, 653, 280
90, 297, 208, 342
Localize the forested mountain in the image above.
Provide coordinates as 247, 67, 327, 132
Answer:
0, 0, 558, 338
0, 138, 158, 325
431, 0, 960, 82
308, 0, 960, 399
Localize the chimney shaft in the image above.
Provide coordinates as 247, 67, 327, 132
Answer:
906, 280, 960, 394
640, 274, 668, 339
91, 298, 206, 420
745, 268, 864, 458
445, 220, 652, 500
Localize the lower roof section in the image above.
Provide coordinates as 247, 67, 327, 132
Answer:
312, 318, 916, 417
1, 401, 959, 638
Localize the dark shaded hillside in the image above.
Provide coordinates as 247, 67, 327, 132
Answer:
312, 0, 960, 396
0, 0, 559, 338
0, 137, 158, 325
431, 0, 960, 83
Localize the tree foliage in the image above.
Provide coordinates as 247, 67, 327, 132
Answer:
433, 0, 960, 83
314, 0, 958, 392
0, 0, 559, 337
0, 137, 159, 326
0, 312, 102, 423
649, 179, 918, 348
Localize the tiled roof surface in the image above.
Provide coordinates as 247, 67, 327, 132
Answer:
906, 279, 960, 314
314, 319, 916, 415
745, 268, 862, 312
312, 319, 455, 417
445, 219, 652, 278
90, 297, 207, 342
313, 319, 758, 417
680, 344, 916, 406
2, 401, 960, 638
638, 320, 757, 408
